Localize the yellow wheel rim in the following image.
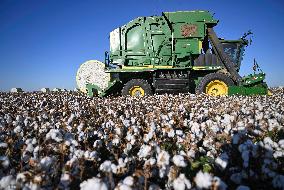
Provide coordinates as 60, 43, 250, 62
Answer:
205, 80, 228, 96
129, 86, 145, 97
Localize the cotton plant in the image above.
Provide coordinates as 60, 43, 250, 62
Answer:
0, 88, 283, 189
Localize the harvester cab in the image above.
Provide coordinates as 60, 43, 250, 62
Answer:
220, 39, 246, 72
76, 10, 270, 97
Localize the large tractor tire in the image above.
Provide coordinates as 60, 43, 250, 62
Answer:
196, 73, 234, 96
121, 79, 153, 97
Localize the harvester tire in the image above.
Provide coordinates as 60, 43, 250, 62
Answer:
122, 79, 153, 97
196, 73, 234, 96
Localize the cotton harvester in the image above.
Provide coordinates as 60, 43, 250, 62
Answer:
76, 11, 270, 97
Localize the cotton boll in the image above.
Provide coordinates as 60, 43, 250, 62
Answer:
78, 131, 86, 141
173, 173, 191, 190
167, 128, 175, 138
273, 150, 284, 158
112, 138, 120, 146
114, 183, 132, 190
176, 136, 184, 144
278, 139, 284, 149
84, 150, 90, 159
67, 113, 75, 124
123, 143, 132, 154
118, 158, 125, 166
208, 122, 218, 132
31, 138, 37, 145
179, 150, 187, 157
149, 184, 161, 190
172, 155, 187, 167
203, 138, 213, 149
27, 182, 40, 190
89, 151, 99, 160
130, 117, 136, 124
33, 146, 40, 158
149, 157, 156, 165
236, 185, 250, 190
25, 139, 32, 144
187, 149, 196, 159
137, 145, 152, 159
71, 140, 79, 147
0, 156, 10, 168
40, 156, 53, 171
16, 172, 27, 185
66, 125, 72, 132
64, 140, 71, 147
26, 143, 34, 153
176, 130, 183, 136
198, 147, 206, 154
157, 150, 170, 168
221, 114, 231, 125
5, 114, 13, 124
74, 149, 84, 159
77, 123, 84, 132
46, 129, 63, 142
212, 176, 227, 190
0, 175, 16, 189
194, 171, 212, 189
99, 160, 112, 173
144, 131, 154, 142
80, 177, 108, 190
115, 127, 122, 136
122, 119, 130, 127
190, 122, 200, 136
126, 133, 133, 142
111, 164, 118, 174
150, 122, 156, 131
93, 140, 103, 149
263, 137, 274, 147
14, 125, 22, 133
159, 167, 167, 178
206, 151, 215, 158
0, 142, 8, 148
145, 157, 156, 167
16, 115, 23, 123
123, 176, 134, 186
215, 152, 229, 170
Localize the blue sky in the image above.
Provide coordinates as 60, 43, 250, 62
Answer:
0, 0, 283, 91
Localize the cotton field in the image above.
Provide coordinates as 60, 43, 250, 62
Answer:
0, 88, 283, 190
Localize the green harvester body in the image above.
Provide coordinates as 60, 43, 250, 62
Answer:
86, 11, 269, 97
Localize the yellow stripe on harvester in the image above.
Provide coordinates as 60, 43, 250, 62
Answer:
122, 65, 173, 69
199, 40, 202, 54
192, 66, 206, 70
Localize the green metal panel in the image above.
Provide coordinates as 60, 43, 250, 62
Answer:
228, 73, 268, 95
86, 80, 121, 97
109, 11, 218, 69
228, 86, 268, 95
162, 11, 218, 25
241, 73, 266, 86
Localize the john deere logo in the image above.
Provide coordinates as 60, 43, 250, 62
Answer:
181, 24, 197, 37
